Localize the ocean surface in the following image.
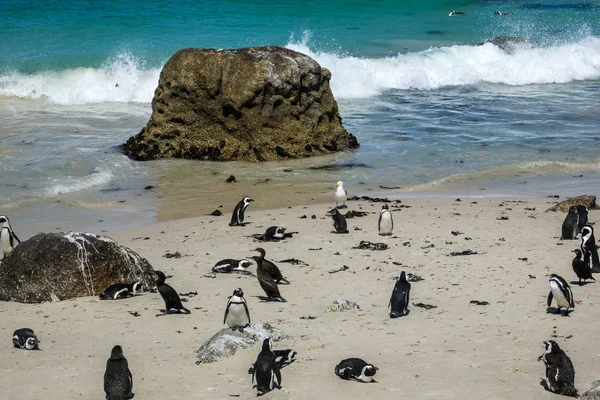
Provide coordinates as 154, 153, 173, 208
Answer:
2, 0, 600, 234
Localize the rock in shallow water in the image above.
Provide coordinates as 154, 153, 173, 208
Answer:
196, 323, 287, 364
124, 46, 358, 162
0, 232, 154, 303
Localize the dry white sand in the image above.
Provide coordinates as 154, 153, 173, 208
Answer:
1, 196, 599, 399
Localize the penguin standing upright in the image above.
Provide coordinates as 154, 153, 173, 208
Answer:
389, 271, 411, 318
154, 271, 191, 314
572, 249, 596, 285
0, 215, 21, 261
539, 340, 578, 397
252, 338, 281, 396
335, 358, 378, 383
547, 274, 575, 316
12, 328, 40, 350
334, 181, 348, 208
251, 254, 286, 302
212, 259, 253, 274
577, 205, 589, 234
224, 288, 251, 331
378, 204, 393, 236
580, 225, 600, 272
230, 196, 254, 226
561, 206, 579, 240
253, 248, 289, 284
330, 208, 349, 234
104, 345, 133, 400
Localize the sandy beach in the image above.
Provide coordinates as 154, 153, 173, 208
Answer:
1, 195, 599, 399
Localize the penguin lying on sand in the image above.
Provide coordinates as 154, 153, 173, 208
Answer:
99, 282, 143, 300
212, 259, 253, 274
335, 358, 378, 383
13, 328, 40, 350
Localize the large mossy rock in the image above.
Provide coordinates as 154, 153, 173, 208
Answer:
546, 195, 599, 212
0, 232, 154, 303
196, 323, 287, 364
124, 46, 359, 162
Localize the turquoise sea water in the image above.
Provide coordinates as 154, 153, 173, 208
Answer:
1, 0, 600, 231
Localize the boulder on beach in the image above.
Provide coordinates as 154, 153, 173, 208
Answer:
196, 323, 287, 364
582, 380, 600, 400
0, 232, 154, 303
124, 46, 358, 162
546, 195, 599, 213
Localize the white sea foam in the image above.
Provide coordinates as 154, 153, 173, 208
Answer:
45, 169, 113, 196
1, 36, 600, 104
0, 52, 160, 105
287, 33, 600, 98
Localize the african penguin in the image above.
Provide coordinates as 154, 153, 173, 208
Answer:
572, 249, 595, 285
334, 181, 348, 208
251, 252, 286, 302
561, 206, 579, 240
378, 204, 393, 236
104, 345, 133, 400
540, 340, 578, 397
253, 248, 289, 284
212, 259, 253, 274
0, 215, 21, 261
264, 226, 286, 241
577, 205, 589, 235
335, 358, 378, 383
154, 270, 191, 314
224, 288, 251, 331
547, 274, 574, 316
252, 338, 282, 396
229, 196, 253, 226
248, 349, 297, 374
330, 208, 349, 234
12, 328, 39, 350
580, 225, 600, 272
99, 282, 142, 300
389, 271, 411, 318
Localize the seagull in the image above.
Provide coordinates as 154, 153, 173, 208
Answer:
334, 181, 348, 208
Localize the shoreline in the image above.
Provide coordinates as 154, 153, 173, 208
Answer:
2, 196, 600, 399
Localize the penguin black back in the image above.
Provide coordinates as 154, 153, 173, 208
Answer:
252, 338, 281, 396
99, 283, 131, 300
577, 205, 588, 234
104, 345, 133, 400
330, 208, 349, 234
12, 328, 39, 350
389, 271, 411, 318
581, 225, 600, 272
335, 358, 378, 383
212, 259, 252, 274
155, 270, 191, 314
540, 340, 578, 397
561, 206, 578, 240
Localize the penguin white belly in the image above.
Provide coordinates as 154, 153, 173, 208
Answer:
550, 282, 569, 308
0, 229, 12, 257
226, 303, 248, 328
379, 212, 393, 235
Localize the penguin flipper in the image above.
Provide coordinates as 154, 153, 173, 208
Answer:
180, 307, 191, 314
11, 231, 21, 244
224, 302, 231, 324
547, 291, 553, 307
243, 301, 251, 324
274, 365, 282, 388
